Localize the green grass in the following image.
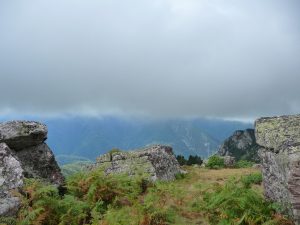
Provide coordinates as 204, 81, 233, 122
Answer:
12, 167, 293, 225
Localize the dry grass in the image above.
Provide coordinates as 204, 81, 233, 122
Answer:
161, 167, 262, 224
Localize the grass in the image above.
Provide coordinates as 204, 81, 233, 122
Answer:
7, 167, 293, 225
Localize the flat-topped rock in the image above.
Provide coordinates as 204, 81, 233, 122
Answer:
255, 114, 300, 224
0, 121, 47, 150
255, 115, 300, 150
92, 145, 182, 181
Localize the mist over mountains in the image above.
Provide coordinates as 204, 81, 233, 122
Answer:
13, 116, 252, 163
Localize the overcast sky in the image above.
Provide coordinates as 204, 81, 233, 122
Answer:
0, 0, 299, 120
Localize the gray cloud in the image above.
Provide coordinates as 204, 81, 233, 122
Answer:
0, 0, 299, 119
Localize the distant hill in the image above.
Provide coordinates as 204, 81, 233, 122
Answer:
217, 129, 260, 162
0, 116, 252, 163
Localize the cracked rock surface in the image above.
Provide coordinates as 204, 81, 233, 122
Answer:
0, 121, 63, 216
255, 115, 300, 224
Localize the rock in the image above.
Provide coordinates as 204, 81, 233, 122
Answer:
0, 143, 23, 216
16, 143, 64, 185
252, 164, 261, 169
0, 121, 63, 217
217, 129, 260, 162
0, 121, 47, 150
222, 156, 236, 167
255, 115, 300, 224
90, 145, 182, 181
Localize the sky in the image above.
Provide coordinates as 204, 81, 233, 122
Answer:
0, 0, 299, 121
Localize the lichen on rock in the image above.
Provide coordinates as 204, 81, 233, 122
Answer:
90, 145, 183, 181
255, 114, 300, 224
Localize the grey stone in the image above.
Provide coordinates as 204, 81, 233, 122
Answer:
90, 145, 182, 181
0, 143, 23, 216
255, 114, 300, 224
0, 121, 47, 150
222, 156, 236, 167
0, 121, 64, 217
16, 143, 64, 186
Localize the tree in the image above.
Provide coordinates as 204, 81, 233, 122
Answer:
187, 155, 203, 166
176, 155, 187, 166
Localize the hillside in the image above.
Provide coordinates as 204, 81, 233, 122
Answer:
217, 129, 260, 162
42, 117, 252, 163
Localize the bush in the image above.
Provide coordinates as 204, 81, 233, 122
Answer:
175, 172, 186, 180
241, 172, 263, 188
108, 148, 122, 155
206, 155, 225, 169
235, 160, 254, 168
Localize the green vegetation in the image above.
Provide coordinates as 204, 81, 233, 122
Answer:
194, 179, 286, 225
206, 155, 225, 169
7, 167, 292, 225
60, 161, 93, 177
235, 160, 254, 168
0, 217, 16, 225
241, 172, 263, 188
176, 155, 203, 166
108, 148, 122, 155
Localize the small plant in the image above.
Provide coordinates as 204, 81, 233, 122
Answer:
235, 160, 254, 168
108, 148, 122, 155
241, 172, 263, 188
175, 172, 186, 180
0, 217, 16, 225
206, 155, 224, 169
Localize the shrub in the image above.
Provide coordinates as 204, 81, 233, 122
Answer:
206, 155, 224, 169
241, 172, 263, 188
175, 172, 186, 180
108, 148, 122, 155
235, 160, 254, 168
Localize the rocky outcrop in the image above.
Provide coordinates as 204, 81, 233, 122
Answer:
222, 156, 236, 167
217, 129, 260, 162
0, 121, 64, 216
90, 145, 182, 181
255, 115, 300, 224
0, 121, 47, 150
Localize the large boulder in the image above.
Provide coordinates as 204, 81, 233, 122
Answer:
0, 121, 47, 150
0, 143, 23, 216
0, 121, 64, 217
217, 129, 260, 162
255, 115, 300, 224
91, 145, 182, 181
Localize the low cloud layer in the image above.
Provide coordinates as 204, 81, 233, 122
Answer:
0, 0, 299, 119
